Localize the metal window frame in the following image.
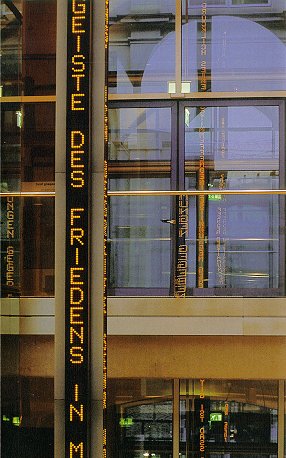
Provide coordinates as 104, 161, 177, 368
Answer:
107, 98, 286, 298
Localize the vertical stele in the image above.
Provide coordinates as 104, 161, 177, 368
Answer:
65, 0, 91, 456
103, 0, 109, 457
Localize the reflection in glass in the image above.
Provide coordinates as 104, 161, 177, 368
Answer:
208, 180, 279, 289
107, 378, 173, 457
109, 0, 175, 94
1, 0, 56, 97
109, 107, 172, 161
184, 104, 281, 294
180, 379, 278, 458
108, 178, 171, 293
184, 106, 279, 168
182, 3, 286, 92
1, 336, 54, 457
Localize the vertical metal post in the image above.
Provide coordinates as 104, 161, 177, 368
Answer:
278, 380, 285, 458
175, 0, 182, 94
173, 379, 180, 457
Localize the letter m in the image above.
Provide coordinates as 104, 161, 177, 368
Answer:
70, 442, 83, 457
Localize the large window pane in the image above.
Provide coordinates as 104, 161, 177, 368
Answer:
1, 103, 55, 193
182, 2, 286, 92
108, 179, 171, 293
107, 101, 284, 297
1, 335, 54, 457
108, 106, 173, 293
109, 0, 176, 94
109, 107, 172, 161
184, 104, 282, 295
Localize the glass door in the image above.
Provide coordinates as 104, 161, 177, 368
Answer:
108, 102, 177, 296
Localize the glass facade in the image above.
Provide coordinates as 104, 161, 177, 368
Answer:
109, 1, 286, 94
1, 0, 286, 456
181, 1, 286, 93
106, 0, 286, 453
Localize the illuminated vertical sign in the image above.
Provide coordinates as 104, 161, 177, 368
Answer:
65, 1, 90, 456
194, 379, 210, 457
103, 1, 109, 457
197, 1, 209, 288
1, 196, 20, 297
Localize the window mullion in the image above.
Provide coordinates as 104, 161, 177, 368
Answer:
176, 0, 182, 94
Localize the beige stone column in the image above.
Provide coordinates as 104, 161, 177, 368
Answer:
54, 0, 67, 455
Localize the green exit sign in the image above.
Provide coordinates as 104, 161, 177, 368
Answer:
119, 417, 133, 427
208, 194, 222, 201
210, 412, 223, 422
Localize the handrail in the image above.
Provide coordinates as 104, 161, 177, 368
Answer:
107, 189, 286, 196
0, 192, 55, 197
1, 189, 286, 197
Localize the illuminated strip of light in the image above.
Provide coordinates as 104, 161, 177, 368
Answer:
103, 1, 109, 457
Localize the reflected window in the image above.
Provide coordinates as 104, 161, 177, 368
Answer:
109, 0, 176, 94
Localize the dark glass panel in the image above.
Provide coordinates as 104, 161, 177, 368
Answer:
1, 103, 55, 193
180, 379, 278, 458
21, 103, 55, 191
1, 0, 56, 97
1, 335, 54, 457
22, 197, 55, 296
107, 378, 173, 457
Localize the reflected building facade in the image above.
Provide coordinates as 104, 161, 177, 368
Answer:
2, 1, 286, 457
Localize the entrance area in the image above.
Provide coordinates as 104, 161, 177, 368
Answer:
107, 378, 279, 457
